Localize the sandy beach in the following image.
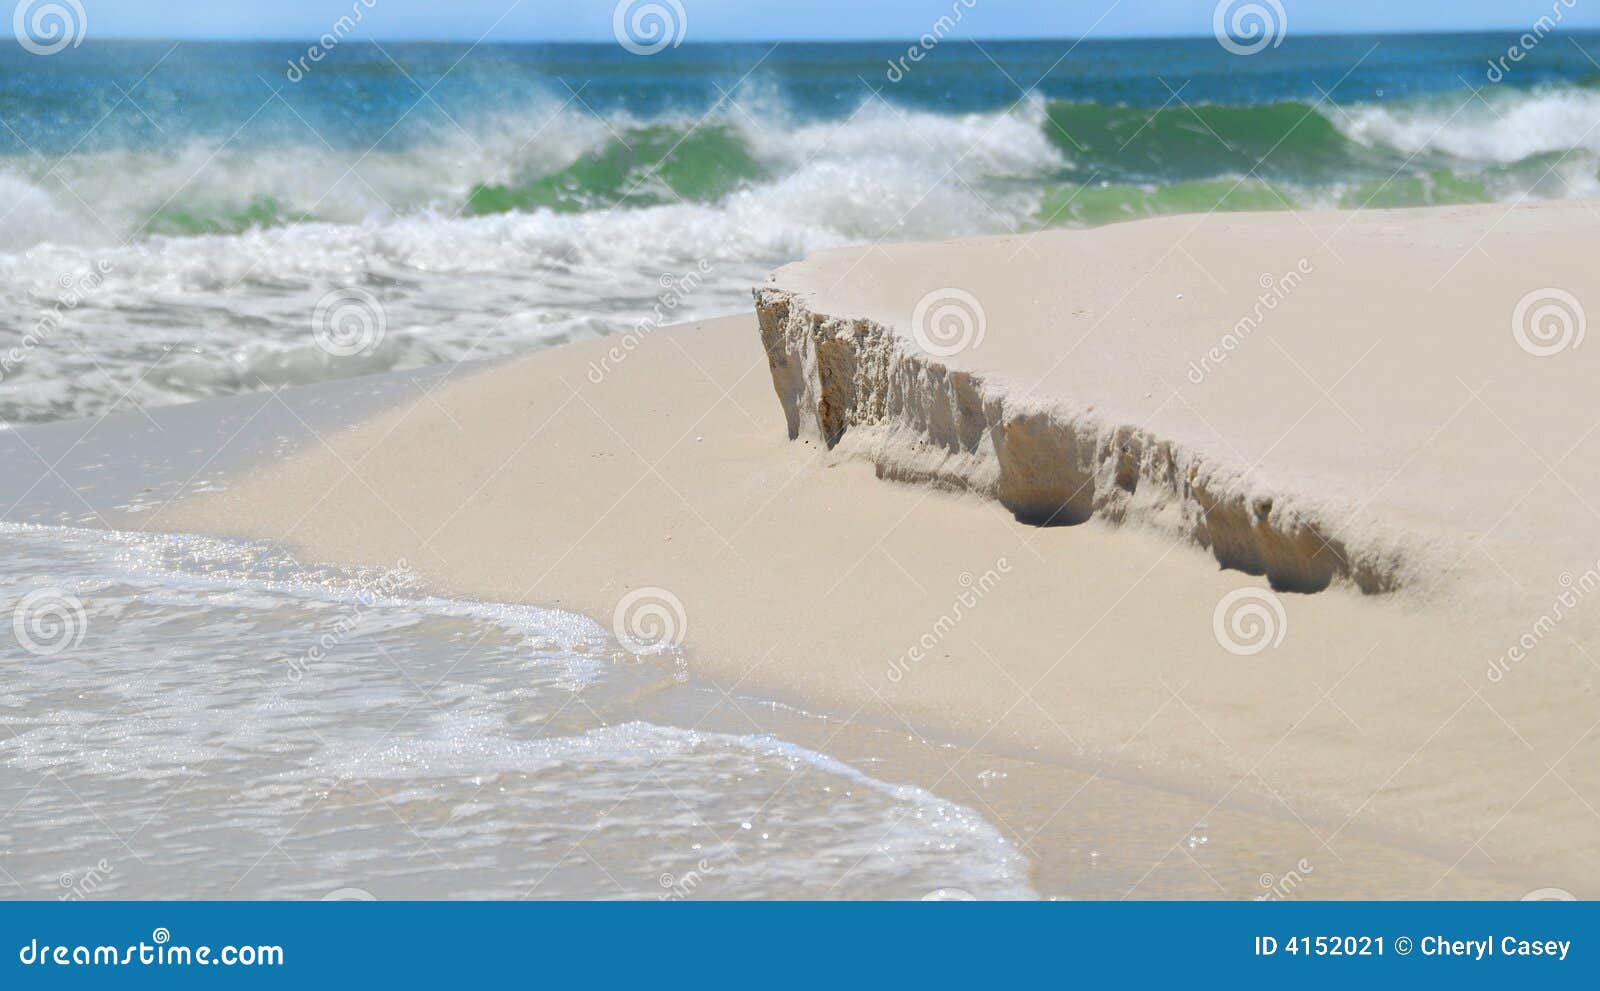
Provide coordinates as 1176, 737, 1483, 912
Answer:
145, 201, 1600, 897
18, 9, 1600, 954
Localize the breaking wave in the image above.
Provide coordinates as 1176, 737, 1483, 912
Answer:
3, 83, 1599, 423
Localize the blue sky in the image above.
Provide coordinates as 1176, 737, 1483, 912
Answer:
87, 0, 1600, 41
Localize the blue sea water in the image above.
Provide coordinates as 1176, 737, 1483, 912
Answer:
2, 33, 1598, 421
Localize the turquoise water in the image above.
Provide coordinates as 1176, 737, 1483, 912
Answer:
3, 34, 1600, 421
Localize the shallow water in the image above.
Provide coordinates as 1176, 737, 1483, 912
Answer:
0, 523, 1032, 900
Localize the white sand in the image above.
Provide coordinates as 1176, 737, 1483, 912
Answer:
758, 199, 1600, 600
156, 202, 1600, 895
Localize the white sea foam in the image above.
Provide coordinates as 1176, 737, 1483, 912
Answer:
2, 88, 1595, 424
0, 521, 1036, 899
1335, 85, 1600, 165
0, 96, 1069, 423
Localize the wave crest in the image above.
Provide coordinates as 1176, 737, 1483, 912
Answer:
4, 85, 1600, 424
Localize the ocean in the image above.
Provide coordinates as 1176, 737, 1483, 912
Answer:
4, 34, 1600, 423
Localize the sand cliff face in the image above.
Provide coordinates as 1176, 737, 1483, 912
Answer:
755, 285, 1411, 595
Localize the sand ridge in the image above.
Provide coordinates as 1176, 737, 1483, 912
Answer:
755, 201, 1600, 607
156, 203, 1600, 895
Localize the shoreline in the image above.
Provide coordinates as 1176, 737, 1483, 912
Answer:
0, 389, 1522, 898
146, 202, 1600, 896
